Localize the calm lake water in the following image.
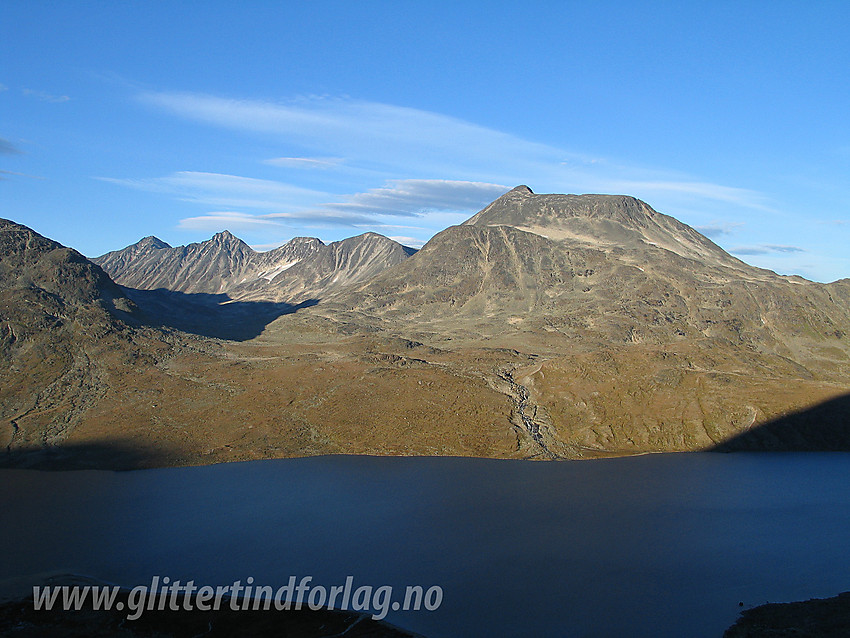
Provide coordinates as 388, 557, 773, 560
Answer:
2, 453, 850, 637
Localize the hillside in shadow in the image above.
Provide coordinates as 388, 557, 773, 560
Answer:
123, 287, 318, 340
713, 393, 850, 452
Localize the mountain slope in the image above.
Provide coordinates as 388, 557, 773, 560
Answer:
0, 219, 149, 452
6, 187, 850, 467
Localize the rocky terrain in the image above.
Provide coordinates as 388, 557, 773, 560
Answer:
3, 186, 850, 469
724, 591, 850, 637
0, 218, 148, 454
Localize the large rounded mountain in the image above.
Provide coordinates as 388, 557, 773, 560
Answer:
307, 187, 850, 361
464, 185, 748, 269
270, 187, 850, 456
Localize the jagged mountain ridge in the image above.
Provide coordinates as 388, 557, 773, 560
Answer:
94, 230, 416, 303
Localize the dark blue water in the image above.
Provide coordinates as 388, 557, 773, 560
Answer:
2, 453, 850, 637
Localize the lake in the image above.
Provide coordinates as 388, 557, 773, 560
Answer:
2, 452, 850, 637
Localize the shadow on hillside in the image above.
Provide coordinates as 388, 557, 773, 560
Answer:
123, 288, 319, 341
712, 392, 850, 452
0, 439, 179, 471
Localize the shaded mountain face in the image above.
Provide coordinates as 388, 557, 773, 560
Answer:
93, 231, 415, 303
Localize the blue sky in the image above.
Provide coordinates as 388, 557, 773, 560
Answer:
2, 1, 849, 281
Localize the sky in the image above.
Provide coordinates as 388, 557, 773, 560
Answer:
2, 1, 849, 282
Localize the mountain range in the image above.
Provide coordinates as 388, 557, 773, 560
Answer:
94, 231, 415, 302
3, 186, 850, 469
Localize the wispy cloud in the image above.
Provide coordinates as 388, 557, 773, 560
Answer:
694, 221, 744, 238
137, 91, 562, 174
609, 180, 773, 212
387, 235, 426, 248
110, 89, 789, 249
177, 212, 284, 232
137, 91, 773, 215
99, 171, 326, 211
0, 137, 22, 154
264, 156, 344, 169
317, 179, 509, 217
730, 244, 805, 256
102, 170, 509, 230
0, 169, 44, 180
250, 241, 290, 252
22, 88, 70, 103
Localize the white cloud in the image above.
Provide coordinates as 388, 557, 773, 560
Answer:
102, 171, 512, 230
109, 89, 798, 258
250, 241, 289, 251
608, 180, 774, 212
177, 212, 283, 231
730, 244, 805, 256
137, 91, 587, 179
137, 91, 776, 218
355, 223, 431, 231
319, 179, 509, 216
387, 235, 426, 248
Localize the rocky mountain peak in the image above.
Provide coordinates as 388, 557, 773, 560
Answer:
466, 191, 652, 227
0, 218, 131, 312
286, 236, 325, 248
210, 230, 247, 249
135, 236, 170, 250
462, 188, 741, 267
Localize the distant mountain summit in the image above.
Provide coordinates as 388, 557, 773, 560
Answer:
465, 187, 745, 268
94, 230, 415, 302
95, 230, 254, 295
135, 236, 171, 251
